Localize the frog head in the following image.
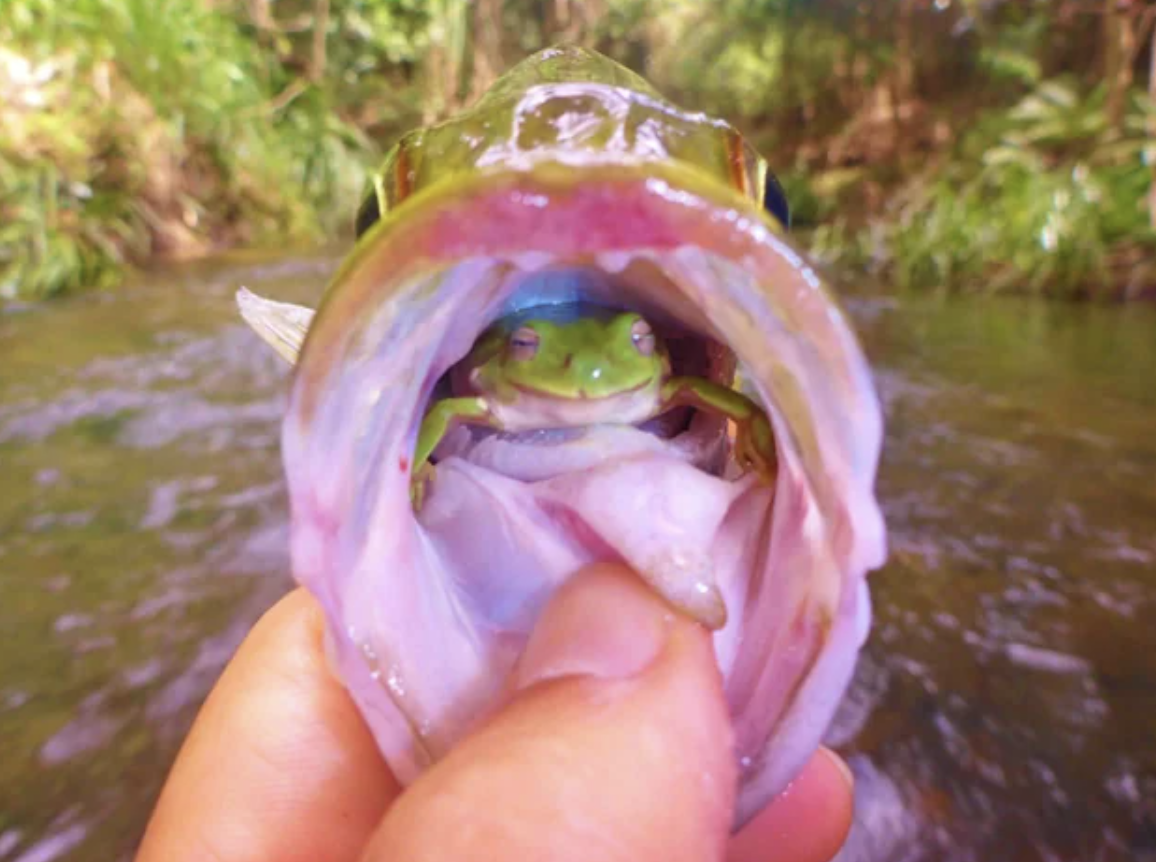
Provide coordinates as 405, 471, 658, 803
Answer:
470, 310, 669, 401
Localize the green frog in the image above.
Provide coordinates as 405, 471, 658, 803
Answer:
413, 306, 775, 504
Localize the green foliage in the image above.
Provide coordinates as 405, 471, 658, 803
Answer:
823, 79, 1156, 298
976, 10, 1048, 87
334, 0, 432, 65
775, 166, 861, 228
1, 49, 147, 298
1, 0, 383, 299
642, 0, 849, 128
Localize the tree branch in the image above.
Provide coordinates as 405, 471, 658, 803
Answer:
1125, 2, 1156, 69
308, 0, 330, 83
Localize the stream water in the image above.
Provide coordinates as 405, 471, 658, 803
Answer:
1, 251, 1154, 862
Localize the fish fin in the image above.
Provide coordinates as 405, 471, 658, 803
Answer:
235, 287, 314, 365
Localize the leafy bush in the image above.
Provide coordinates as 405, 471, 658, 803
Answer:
823, 79, 1156, 299
0, 0, 378, 298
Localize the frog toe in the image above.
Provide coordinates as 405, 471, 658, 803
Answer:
410, 463, 436, 512
737, 417, 777, 485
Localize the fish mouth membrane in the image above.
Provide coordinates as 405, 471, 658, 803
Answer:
280, 163, 886, 828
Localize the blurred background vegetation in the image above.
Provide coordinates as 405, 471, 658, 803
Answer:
2, 0, 1154, 300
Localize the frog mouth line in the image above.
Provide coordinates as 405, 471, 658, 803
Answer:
506, 376, 654, 400
256, 161, 885, 830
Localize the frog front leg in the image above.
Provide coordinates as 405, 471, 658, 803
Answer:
411, 396, 495, 509
660, 377, 777, 484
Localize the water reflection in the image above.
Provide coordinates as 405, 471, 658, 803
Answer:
2, 267, 1155, 861
0, 251, 331, 862
831, 295, 1156, 862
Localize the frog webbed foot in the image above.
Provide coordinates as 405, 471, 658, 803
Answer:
410, 462, 436, 512
661, 376, 778, 486
733, 412, 777, 485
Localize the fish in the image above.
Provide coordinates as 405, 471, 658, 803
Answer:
237, 44, 887, 829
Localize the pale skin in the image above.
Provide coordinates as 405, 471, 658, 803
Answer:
136, 564, 855, 862
413, 310, 776, 504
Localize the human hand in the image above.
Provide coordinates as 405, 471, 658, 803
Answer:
137, 564, 854, 862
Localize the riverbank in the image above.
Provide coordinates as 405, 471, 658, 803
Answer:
774, 79, 1156, 301
0, 0, 420, 300
3, 1, 1153, 301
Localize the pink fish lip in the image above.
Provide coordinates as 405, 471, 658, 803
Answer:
282, 159, 887, 830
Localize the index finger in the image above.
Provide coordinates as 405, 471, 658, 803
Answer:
136, 589, 400, 862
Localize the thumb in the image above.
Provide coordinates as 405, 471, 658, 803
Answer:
362, 563, 737, 862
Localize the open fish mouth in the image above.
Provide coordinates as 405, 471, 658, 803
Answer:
241, 158, 887, 828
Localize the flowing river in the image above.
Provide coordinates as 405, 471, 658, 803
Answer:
1, 251, 1154, 862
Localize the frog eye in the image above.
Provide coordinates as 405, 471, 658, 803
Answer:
630, 318, 656, 356
508, 327, 541, 361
